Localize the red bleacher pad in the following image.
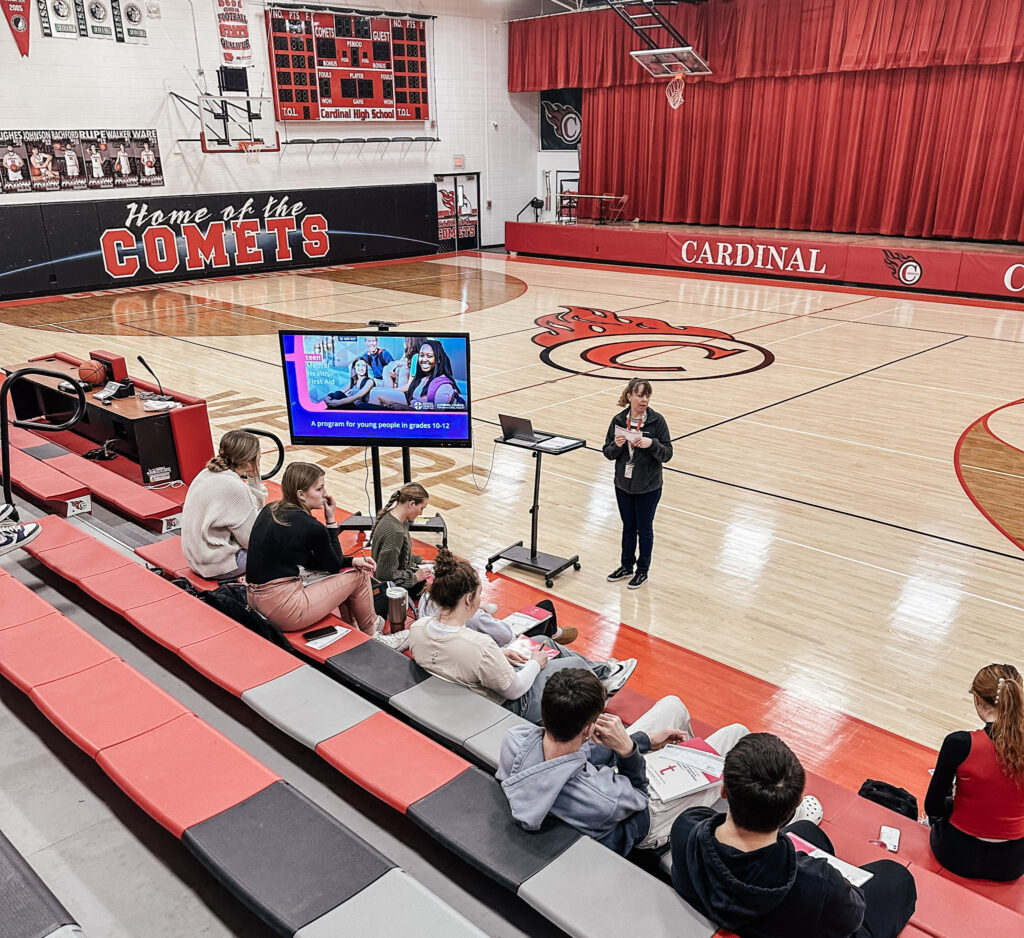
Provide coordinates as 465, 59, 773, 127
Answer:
910, 862, 1024, 937
23, 515, 91, 552
817, 821, 910, 869
7, 425, 45, 449
122, 593, 236, 651
828, 798, 943, 874
803, 773, 860, 822
316, 712, 470, 814
30, 657, 189, 758
96, 712, 280, 838
6, 449, 90, 508
48, 454, 180, 527
78, 564, 184, 612
133, 537, 218, 591
0, 612, 117, 693
283, 623, 370, 663
936, 867, 1024, 916
0, 575, 64, 630
33, 538, 135, 583
604, 686, 656, 725
178, 626, 302, 697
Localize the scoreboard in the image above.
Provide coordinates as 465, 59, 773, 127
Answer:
265, 6, 430, 122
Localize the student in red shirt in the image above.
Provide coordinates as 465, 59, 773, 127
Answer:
926, 663, 1024, 881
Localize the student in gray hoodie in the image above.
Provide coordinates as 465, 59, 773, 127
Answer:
497, 669, 748, 854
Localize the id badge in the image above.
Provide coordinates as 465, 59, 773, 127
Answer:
624, 462, 634, 479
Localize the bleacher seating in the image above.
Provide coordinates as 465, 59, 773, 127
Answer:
0, 561, 486, 937
16, 515, 1024, 936
0, 828, 82, 938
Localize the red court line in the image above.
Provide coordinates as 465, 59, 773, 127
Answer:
483, 570, 937, 800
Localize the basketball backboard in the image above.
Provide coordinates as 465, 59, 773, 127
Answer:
197, 94, 281, 153
630, 46, 712, 77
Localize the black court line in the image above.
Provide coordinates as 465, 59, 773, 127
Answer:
809, 315, 1024, 346
472, 414, 1024, 566
671, 335, 968, 442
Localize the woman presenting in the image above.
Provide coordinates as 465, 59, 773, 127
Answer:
925, 663, 1024, 881
602, 377, 673, 590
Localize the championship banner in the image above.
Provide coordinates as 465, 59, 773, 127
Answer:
43, 0, 79, 37
214, 0, 251, 66
72, 0, 88, 35
85, 0, 114, 39
540, 89, 582, 151
114, 0, 146, 42
1, 0, 31, 56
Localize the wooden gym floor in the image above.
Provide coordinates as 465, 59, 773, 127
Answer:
3, 251, 1024, 798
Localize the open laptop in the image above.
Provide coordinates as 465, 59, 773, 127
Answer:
499, 413, 551, 446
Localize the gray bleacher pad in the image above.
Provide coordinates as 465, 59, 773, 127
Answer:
407, 766, 580, 892
294, 868, 488, 937
22, 444, 70, 461
0, 830, 77, 938
324, 641, 429, 702
518, 835, 719, 938
241, 665, 379, 748
182, 781, 394, 935
465, 712, 532, 769
390, 676, 512, 746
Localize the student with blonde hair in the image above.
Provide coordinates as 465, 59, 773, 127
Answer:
926, 663, 1024, 880
246, 462, 397, 644
370, 482, 431, 615
181, 430, 267, 580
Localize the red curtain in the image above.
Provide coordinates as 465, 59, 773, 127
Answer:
509, 0, 1024, 90
581, 63, 1024, 240
511, 0, 1024, 240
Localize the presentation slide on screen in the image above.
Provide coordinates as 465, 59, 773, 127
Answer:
280, 332, 471, 444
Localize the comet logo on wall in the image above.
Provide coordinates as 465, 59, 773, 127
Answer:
541, 100, 582, 146
533, 306, 774, 381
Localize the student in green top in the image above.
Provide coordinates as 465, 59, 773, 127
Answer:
370, 482, 432, 615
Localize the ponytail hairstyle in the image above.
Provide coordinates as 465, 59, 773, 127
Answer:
207, 430, 261, 475
428, 548, 480, 611
971, 664, 1024, 785
270, 462, 324, 526
617, 377, 654, 408
373, 482, 429, 529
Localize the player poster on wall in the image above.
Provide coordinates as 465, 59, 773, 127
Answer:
109, 132, 138, 187
52, 131, 86, 190
133, 130, 161, 186
85, 0, 114, 39
1, 0, 32, 56
25, 131, 61, 192
1, 132, 30, 193
214, 0, 251, 66
39, 0, 79, 37
80, 131, 112, 188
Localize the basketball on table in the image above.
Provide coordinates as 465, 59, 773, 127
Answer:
78, 360, 107, 386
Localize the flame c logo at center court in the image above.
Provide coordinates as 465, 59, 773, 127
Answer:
533, 306, 774, 381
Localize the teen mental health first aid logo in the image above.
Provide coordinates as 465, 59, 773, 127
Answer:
533, 306, 774, 381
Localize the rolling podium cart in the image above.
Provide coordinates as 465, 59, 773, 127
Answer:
486, 420, 586, 588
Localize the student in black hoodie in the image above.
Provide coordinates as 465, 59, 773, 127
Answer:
669, 733, 916, 938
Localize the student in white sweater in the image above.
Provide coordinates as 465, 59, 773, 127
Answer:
181, 431, 268, 580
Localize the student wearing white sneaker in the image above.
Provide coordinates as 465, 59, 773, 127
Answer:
405, 549, 632, 723
0, 503, 42, 557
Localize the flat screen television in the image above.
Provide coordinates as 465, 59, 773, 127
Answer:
279, 331, 472, 448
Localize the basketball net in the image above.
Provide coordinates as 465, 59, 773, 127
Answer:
240, 140, 266, 164
665, 74, 686, 110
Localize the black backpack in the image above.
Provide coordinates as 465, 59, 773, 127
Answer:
171, 578, 290, 652
858, 779, 919, 820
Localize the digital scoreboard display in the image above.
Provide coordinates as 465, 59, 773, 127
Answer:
266, 6, 430, 122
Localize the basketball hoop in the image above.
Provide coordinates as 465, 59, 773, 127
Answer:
665, 74, 686, 110
239, 139, 266, 164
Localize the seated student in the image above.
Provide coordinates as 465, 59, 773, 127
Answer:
670, 733, 916, 938
181, 430, 267, 580
925, 663, 1024, 881
0, 503, 41, 556
246, 462, 402, 646
418, 590, 575, 646
497, 668, 748, 854
404, 549, 634, 723
324, 358, 375, 409
370, 483, 432, 616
